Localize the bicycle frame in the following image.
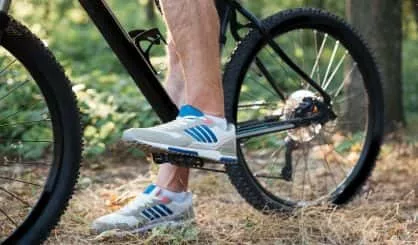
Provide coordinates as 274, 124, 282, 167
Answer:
0, 0, 332, 138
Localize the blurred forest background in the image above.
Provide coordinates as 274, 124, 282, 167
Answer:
7, 0, 418, 158
0, 1, 416, 243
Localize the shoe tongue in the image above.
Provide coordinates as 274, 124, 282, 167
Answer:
178, 105, 204, 118
143, 184, 161, 196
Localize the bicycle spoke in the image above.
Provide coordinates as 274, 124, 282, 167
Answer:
333, 63, 357, 97
0, 176, 41, 187
310, 33, 328, 79
236, 24, 374, 207
247, 73, 278, 99
289, 153, 301, 200
322, 41, 340, 87
240, 87, 266, 102
323, 51, 348, 91
337, 120, 367, 125
305, 146, 315, 200
313, 31, 320, 84
298, 30, 306, 72
0, 207, 17, 227
238, 102, 278, 109
0, 187, 31, 207
254, 145, 286, 181
301, 145, 308, 201
0, 26, 72, 241
325, 148, 348, 177
0, 119, 51, 128
0, 100, 45, 123
322, 156, 339, 188
0, 59, 17, 76
334, 91, 364, 104
0, 80, 30, 102
0, 161, 50, 167
0, 139, 52, 143
254, 57, 286, 100
311, 134, 340, 190
265, 47, 295, 83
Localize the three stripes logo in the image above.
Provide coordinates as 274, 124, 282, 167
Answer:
141, 204, 173, 221
184, 125, 218, 143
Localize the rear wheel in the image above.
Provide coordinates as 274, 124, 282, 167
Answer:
224, 9, 383, 211
0, 16, 82, 244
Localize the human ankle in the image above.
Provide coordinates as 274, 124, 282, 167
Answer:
205, 114, 227, 130
155, 182, 187, 193
159, 187, 188, 202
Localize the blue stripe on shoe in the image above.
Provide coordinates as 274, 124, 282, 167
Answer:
143, 184, 156, 194
152, 206, 168, 217
185, 129, 202, 142
146, 208, 160, 219
158, 204, 173, 215
142, 210, 154, 220
195, 126, 213, 143
220, 157, 238, 164
179, 105, 204, 117
201, 125, 218, 143
189, 128, 207, 143
168, 147, 198, 156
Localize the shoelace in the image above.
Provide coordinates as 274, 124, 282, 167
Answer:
119, 193, 158, 214
155, 117, 199, 130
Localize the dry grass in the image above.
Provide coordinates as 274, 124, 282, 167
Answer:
45, 141, 417, 245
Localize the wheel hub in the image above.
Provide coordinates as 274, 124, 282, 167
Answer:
284, 90, 323, 142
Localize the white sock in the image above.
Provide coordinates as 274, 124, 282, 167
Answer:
206, 115, 228, 130
160, 188, 187, 202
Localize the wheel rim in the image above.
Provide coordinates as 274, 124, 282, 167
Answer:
0, 47, 59, 241
235, 25, 373, 207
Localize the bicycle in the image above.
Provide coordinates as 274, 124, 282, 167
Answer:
0, 0, 383, 243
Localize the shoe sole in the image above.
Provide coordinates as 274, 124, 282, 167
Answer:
126, 139, 238, 164
132, 219, 195, 233
92, 219, 195, 238
93, 209, 196, 236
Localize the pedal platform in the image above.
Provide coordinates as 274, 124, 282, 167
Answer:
152, 153, 206, 168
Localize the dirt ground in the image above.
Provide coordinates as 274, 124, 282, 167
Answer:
45, 141, 417, 245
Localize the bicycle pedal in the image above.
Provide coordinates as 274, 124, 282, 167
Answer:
152, 153, 205, 168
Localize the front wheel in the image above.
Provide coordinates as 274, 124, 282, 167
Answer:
223, 8, 383, 211
0, 16, 82, 244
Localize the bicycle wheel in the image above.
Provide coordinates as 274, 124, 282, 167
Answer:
0, 16, 82, 244
223, 8, 383, 211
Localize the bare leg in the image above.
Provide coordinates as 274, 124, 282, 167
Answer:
93, 3, 228, 231
156, 0, 224, 192
156, 39, 189, 192
160, 0, 224, 117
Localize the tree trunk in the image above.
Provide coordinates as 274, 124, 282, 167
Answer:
347, 0, 404, 132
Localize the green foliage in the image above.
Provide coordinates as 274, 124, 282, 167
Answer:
8, 0, 163, 158
145, 222, 199, 244
335, 132, 364, 154
403, 40, 418, 119
0, 54, 53, 159
2, 0, 416, 159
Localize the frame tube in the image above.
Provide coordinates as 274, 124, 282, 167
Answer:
79, 0, 178, 122
229, 0, 332, 104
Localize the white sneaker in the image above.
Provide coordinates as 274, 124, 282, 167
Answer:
122, 105, 237, 164
91, 184, 194, 234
